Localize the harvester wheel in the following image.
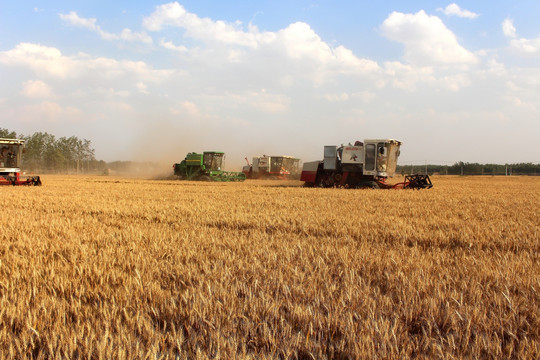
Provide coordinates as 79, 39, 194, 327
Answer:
198, 175, 212, 182
357, 181, 379, 189
368, 181, 379, 189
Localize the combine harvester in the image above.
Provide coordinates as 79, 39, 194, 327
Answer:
0, 138, 41, 186
301, 139, 432, 189
243, 155, 301, 180
173, 151, 246, 181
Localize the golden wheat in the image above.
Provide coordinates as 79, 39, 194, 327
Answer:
0, 175, 538, 359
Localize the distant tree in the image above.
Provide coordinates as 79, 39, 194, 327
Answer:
0, 128, 17, 138
44, 147, 66, 171
22, 132, 56, 171
18, 131, 98, 173
81, 138, 95, 172
57, 136, 75, 171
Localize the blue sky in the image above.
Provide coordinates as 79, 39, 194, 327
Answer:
1, 1, 539, 167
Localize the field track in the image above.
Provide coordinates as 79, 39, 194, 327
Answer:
1, 175, 539, 359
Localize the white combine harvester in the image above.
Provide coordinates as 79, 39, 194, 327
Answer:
243, 155, 301, 180
301, 139, 432, 189
0, 138, 41, 186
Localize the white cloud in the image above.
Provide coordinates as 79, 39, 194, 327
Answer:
19, 101, 82, 123
0, 43, 173, 81
227, 49, 246, 62
382, 61, 472, 91
94, 87, 130, 98
111, 101, 134, 112
332, 46, 379, 73
144, 3, 379, 84
510, 38, 540, 54
503, 94, 537, 112
381, 11, 478, 66
143, 2, 261, 47
502, 18, 516, 38
322, 91, 374, 104
502, 19, 540, 54
352, 91, 376, 103
21, 80, 52, 98
40, 101, 80, 119
117, 29, 153, 43
438, 3, 479, 19
323, 93, 350, 102
180, 101, 199, 115
59, 11, 152, 44
59, 11, 98, 30
278, 22, 332, 62
383, 61, 434, 90
248, 91, 290, 113
0, 43, 78, 78
159, 40, 188, 52
143, 2, 188, 31
486, 58, 506, 76
439, 74, 471, 91
136, 82, 149, 94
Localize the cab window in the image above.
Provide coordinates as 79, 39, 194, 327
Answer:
365, 144, 375, 171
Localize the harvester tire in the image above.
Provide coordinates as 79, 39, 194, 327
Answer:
198, 175, 213, 182
357, 181, 379, 189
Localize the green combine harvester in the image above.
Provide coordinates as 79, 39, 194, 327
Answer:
173, 151, 246, 182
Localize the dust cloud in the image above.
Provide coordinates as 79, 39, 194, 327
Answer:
97, 116, 311, 179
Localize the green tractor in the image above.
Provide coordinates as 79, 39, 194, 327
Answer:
173, 151, 246, 182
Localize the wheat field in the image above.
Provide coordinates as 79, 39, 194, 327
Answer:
0, 175, 538, 359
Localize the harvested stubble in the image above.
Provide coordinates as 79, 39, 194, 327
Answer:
0, 175, 538, 359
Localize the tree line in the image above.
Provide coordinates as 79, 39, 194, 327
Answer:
1, 128, 105, 173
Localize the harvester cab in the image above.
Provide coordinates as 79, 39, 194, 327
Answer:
203, 152, 223, 171
328, 139, 401, 178
173, 151, 246, 182
0, 138, 41, 186
302, 139, 432, 189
